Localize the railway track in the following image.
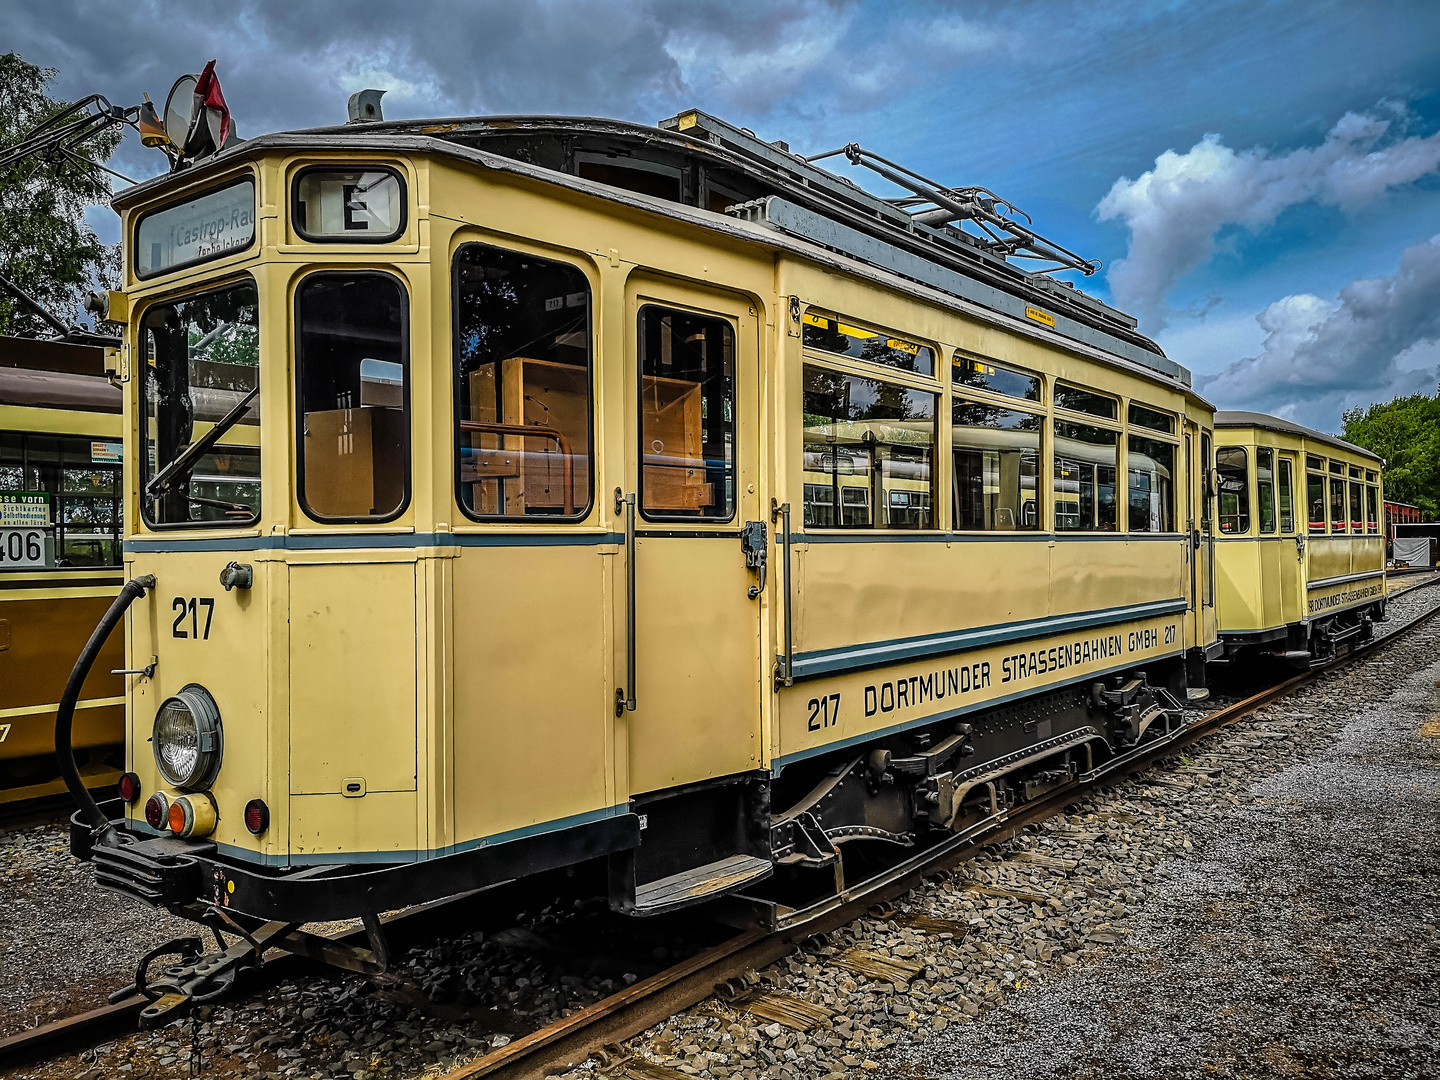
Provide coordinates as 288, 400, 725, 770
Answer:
5, 582, 1440, 1079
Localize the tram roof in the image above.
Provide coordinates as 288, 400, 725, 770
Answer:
1214, 410, 1381, 463
114, 109, 1195, 392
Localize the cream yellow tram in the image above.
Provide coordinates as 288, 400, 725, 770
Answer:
1212, 411, 1385, 664
0, 334, 126, 802
65, 106, 1222, 999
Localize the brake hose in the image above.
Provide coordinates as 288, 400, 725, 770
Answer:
56, 574, 155, 845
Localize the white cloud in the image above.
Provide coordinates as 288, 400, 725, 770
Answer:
1097, 109, 1440, 331
1201, 235, 1440, 429
1155, 309, 1269, 382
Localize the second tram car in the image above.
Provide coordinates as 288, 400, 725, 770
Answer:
67, 104, 1224, 1004
1213, 411, 1385, 664
1, 335, 126, 801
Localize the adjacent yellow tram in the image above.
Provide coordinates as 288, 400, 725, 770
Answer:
0, 335, 125, 801
1213, 411, 1385, 664
66, 104, 1224, 1006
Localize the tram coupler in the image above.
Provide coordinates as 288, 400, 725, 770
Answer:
126, 920, 297, 1029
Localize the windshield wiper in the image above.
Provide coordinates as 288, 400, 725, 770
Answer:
186, 493, 254, 517
146, 385, 260, 502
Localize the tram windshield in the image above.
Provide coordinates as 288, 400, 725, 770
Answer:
141, 281, 260, 526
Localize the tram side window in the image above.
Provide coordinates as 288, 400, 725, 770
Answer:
453, 245, 593, 519
1327, 476, 1346, 533
297, 273, 409, 522
1307, 456, 1326, 533
0, 433, 121, 567
1367, 485, 1379, 534
1054, 383, 1117, 420
1201, 431, 1212, 528
952, 353, 1041, 402
952, 400, 1040, 531
1255, 448, 1276, 534
1349, 480, 1364, 533
1278, 458, 1295, 533
803, 311, 934, 376
141, 281, 261, 527
803, 367, 936, 529
639, 308, 735, 522
1054, 421, 1118, 532
1128, 434, 1175, 533
1215, 447, 1249, 534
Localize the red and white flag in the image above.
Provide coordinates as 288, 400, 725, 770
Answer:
188, 59, 234, 154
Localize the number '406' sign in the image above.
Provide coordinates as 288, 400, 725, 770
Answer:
0, 528, 48, 568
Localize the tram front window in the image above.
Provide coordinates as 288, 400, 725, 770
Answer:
0, 434, 121, 566
297, 273, 409, 521
141, 282, 260, 527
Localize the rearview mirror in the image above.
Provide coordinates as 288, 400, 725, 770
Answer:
163, 74, 199, 149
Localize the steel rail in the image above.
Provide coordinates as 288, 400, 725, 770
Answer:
7, 585, 1439, 1074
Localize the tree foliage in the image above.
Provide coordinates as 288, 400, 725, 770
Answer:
0, 52, 121, 337
1341, 393, 1440, 518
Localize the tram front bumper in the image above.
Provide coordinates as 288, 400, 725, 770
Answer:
71, 802, 643, 923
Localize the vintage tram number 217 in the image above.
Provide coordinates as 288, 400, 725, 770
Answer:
172, 597, 215, 640
807, 693, 841, 731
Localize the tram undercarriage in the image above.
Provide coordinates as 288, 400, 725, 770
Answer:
1220, 599, 1386, 669
606, 662, 1186, 926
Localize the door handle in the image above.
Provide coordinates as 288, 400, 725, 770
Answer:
741, 520, 767, 599
772, 500, 793, 687
615, 489, 637, 715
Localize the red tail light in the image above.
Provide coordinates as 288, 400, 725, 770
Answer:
118, 772, 142, 804
144, 792, 168, 829
244, 799, 269, 835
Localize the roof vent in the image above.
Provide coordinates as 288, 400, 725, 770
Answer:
347, 89, 386, 124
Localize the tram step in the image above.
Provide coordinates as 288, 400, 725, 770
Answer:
634, 854, 773, 915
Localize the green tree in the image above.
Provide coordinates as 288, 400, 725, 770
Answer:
0, 53, 121, 337
1341, 393, 1440, 518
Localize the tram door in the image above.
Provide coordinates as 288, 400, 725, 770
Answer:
1185, 421, 1217, 648
619, 281, 764, 796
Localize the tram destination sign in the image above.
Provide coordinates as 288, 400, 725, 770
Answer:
0, 492, 50, 527
136, 178, 255, 278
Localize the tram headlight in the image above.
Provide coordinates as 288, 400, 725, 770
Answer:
152, 684, 224, 791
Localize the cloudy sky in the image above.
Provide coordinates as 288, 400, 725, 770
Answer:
8, 0, 1440, 430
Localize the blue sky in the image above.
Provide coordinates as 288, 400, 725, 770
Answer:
8, 0, 1440, 430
